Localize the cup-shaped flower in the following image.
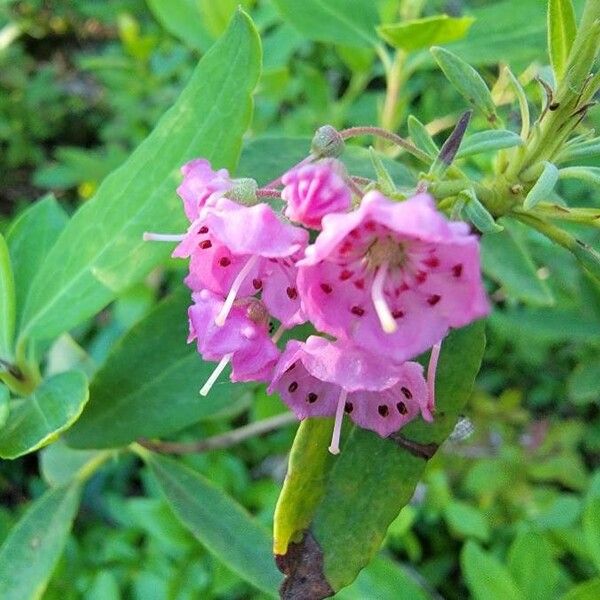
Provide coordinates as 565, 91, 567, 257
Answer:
281, 159, 351, 229
268, 336, 430, 453
297, 192, 489, 363
189, 289, 280, 384
173, 197, 309, 328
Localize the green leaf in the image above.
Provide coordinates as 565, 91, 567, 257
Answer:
378, 15, 474, 52
0, 384, 8, 429
461, 541, 524, 600
559, 166, 600, 187
481, 222, 555, 306
457, 130, 523, 159
143, 451, 282, 597
66, 290, 252, 449
431, 46, 498, 125
40, 441, 106, 487
337, 555, 429, 600
407, 115, 438, 157
568, 358, 600, 405
548, 0, 577, 81
584, 497, 600, 572
18, 10, 261, 346
274, 323, 485, 595
0, 234, 16, 359
270, 0, 379, 47
146, 0, 214, 51
5, 195, 69, 332
444, 500, 490, 541
508, 530, 561, 600
557, 137, 600, 163
562, 579, 600, 600
524, 162, 559, 209
0, 483, 81, 600
0, 371, 89, 459
459, 189, 503, 234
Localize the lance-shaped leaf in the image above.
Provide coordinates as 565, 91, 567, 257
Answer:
378, 15, 474, 52
457, 130, 523, 159
523, 162, 559, 209
407, 115, 439, 157
274, 322, 486, 598
0, 370, 88, 459
459, 188, 503, 234
66, 290, 251, 449
0, 482, 81, 600
369, 147, 396, 196
431, 47, 498, 125
18, 10, 261, 346
0, 384, 8, 429
270, 0, 378, 48
0, 234, 15, 359
548, 0, 577, 81
430, 110, 472, 175
5, 195, 69, 331
559, 166, 600, 187
143, 451, 282, 597
557, 136, 600, 162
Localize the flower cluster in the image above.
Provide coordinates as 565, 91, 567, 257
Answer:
145, 152, 489, 454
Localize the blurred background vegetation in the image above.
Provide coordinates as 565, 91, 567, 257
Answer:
1, 0, 599, 598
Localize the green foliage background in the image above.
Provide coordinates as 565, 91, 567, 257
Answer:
0, 0, 599, 598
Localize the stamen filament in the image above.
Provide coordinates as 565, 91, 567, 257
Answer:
143, 232, 185, 242
271, 324, 286, 344
215, 255, 259, 326
425, 341, 442, 421
371, 261, 397, 333
200, 353, 232, 396
329, 389, 348, 455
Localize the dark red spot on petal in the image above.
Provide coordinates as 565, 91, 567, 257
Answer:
345, 402, 354, 413
252, 278, 263, 290
350, 229, 360, 239
401, 387, 412, 399
365, 220, 376, 232
354, 278, 365, 290
378, 405, 389, 417
415, 271, 427, 284
396, 401, 408, 415
452, 263, 463, 278
399, 282, 409, 292
307, 392, 318, 403
340, 269, 353, 281
424, 256, 440, 268
285, 362, 296, 372
286, 287, 298, 300
288, 381, 298, 393
219, 257, 231, 267
351, 306, 365, 316
320, 283, 332, 294
198, 226, 209, 234
392, 309, 404, 319
339, 242, 353, 254
199, 240, 212, 249
427, 294, 441, 306
268, 258, 278, 263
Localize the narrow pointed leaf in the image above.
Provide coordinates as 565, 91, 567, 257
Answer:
548, 0, 577, 81
459, 189, 503, 234
18, 10, 261, 345
369, 147, 396, 195
5, 195, 69, 331
0, 384, 8, 429
407, 115, 439, 157
144, 452, 282, 597
457, 130, 523, 159
0, 234, 15, 359
504, 66, 530, 140
431, 110, 472, 174
66, 290, 251, 449
0, 483, 81, 600
0, 370, 88, 459
559, 166, 600, 187
524, 162, 559, 209
377, 15, 474, 52
274, 322, 485, 597
431, 47, 498, 125
557, 137, 600, 162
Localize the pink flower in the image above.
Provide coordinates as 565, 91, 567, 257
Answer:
189, 289, 280, 387
268, 336, 430, 453
177, 159, 233, 222
281, 160, 351, 229
173, 197, 309, 328
297, 192, 489, 363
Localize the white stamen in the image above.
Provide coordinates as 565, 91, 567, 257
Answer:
200, 353, 232, 396
425, 341, 442, 420
271, 324, 287, 344
215, 255, 259, 326
371, 261, 397, 333
328, 389, 348, 455
143, 232, 185, 242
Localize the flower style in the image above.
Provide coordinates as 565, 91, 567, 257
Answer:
189, 289, 281, 393
173, 197, 309, 328
281, 159, 351, 228
177, 158, 233, 222
268, 336, 430, 453
297, 192, 489, 362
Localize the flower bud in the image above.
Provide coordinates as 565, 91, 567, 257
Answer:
226, 177, 259, 206
311, 125, 345, 158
